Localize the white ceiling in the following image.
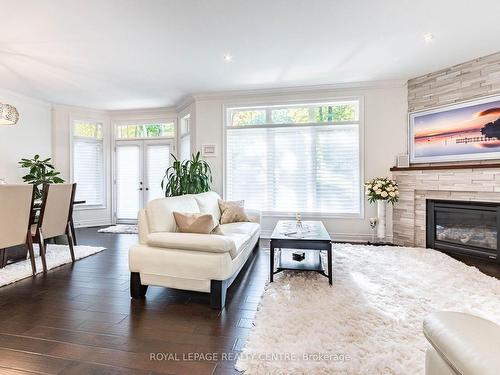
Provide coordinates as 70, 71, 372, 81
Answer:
1, 0, 500, 110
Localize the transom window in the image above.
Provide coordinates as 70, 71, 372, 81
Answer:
225, 100, 361, 215
116, 122, 175, 139
228, 100, 358, 127
74, 121, 103, 138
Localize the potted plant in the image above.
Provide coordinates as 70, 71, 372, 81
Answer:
161, 151, 212, 196
19, 154, 65, 199
365, 177, 399, 241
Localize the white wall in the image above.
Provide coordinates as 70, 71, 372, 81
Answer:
192, 82, 408, 241
0, 88, 52, 183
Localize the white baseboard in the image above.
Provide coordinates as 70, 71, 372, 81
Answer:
73, 218, 112, 228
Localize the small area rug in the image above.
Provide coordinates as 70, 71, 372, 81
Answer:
98, 225, 138, 234
236, 243, 500, 374
0, 244, 105, 287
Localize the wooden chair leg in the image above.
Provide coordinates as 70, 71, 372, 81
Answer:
66, 222, 76, 263
26, 232, 37, 276
70, 219, 77, 246
38, 240, 43, 256
0, 249, 5, 269
38, 229, 48, 273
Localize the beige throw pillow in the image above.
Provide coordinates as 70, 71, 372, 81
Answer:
218, 199, 250, 224
173, 212, 222, 234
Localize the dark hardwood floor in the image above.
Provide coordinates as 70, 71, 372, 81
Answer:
0, 228, 267, 375
449, 253, 500, 279
0, 228, 498, 375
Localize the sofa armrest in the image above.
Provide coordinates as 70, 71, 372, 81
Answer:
147, 232, 236, 255
138, 209, 149, 244
245, 209, 261, 224
423, 312, 500, 375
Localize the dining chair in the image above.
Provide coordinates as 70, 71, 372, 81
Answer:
32, 183, 77, 273
0, 184, 37, 275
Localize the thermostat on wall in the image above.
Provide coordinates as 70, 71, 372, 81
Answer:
202, 144, 217, 157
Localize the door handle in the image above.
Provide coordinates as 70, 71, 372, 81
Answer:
145, 188, 149, 191
138, 188, 143, 191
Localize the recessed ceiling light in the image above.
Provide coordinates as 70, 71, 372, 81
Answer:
423, 33, 435, 43
223, 54, 233, 62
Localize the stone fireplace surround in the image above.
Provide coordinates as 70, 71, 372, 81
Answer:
391, 164, 500, 247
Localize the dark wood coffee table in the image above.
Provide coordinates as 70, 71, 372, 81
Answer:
270, 220, 332, 285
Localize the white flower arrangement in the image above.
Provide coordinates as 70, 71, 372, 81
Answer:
364, 177, 399, 204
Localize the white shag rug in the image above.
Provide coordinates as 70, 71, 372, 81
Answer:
237, 244, 500, 375
0, 244, 105, 287
98, 225, 138, 234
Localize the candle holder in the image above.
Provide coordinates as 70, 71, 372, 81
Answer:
369, 217, 378, 243
295, 213, 303, 236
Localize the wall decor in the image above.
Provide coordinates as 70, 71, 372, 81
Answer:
409, 94, 500, 163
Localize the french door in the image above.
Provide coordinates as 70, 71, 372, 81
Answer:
115, 139, 174, 223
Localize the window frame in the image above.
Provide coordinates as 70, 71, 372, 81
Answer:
113, 119, 177, 141
223, 96, 365, 219
179, 114, 191, 160
70, 117, 108, 210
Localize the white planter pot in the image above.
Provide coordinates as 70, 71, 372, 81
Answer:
377, 200, 387, 241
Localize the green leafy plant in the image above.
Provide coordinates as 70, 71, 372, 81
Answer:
19, 154, 64, 199
161, 151, 212, 196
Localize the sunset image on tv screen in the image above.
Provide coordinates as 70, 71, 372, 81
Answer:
414, 100, 500, 158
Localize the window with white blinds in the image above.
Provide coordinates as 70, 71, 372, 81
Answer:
73, 120, 105, 207
225, 100, 361, 215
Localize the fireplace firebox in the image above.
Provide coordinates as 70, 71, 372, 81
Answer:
426, 200, 500, 262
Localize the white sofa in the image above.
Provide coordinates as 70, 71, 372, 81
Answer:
423, 311, 500, 375
128, 191, 261, 309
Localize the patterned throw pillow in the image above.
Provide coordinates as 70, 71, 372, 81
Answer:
173, 212, 222, 234
218, 199, 250, 224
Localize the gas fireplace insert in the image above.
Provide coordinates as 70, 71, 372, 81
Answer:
426, 199, 500, 262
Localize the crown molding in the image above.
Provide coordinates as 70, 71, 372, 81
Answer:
188, 79, 406, 103
2, 78, 407, 114
52, 102, 109, 115
0, 87, 52, 110
109, 106, 177, 118
175, 94, 196, 112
